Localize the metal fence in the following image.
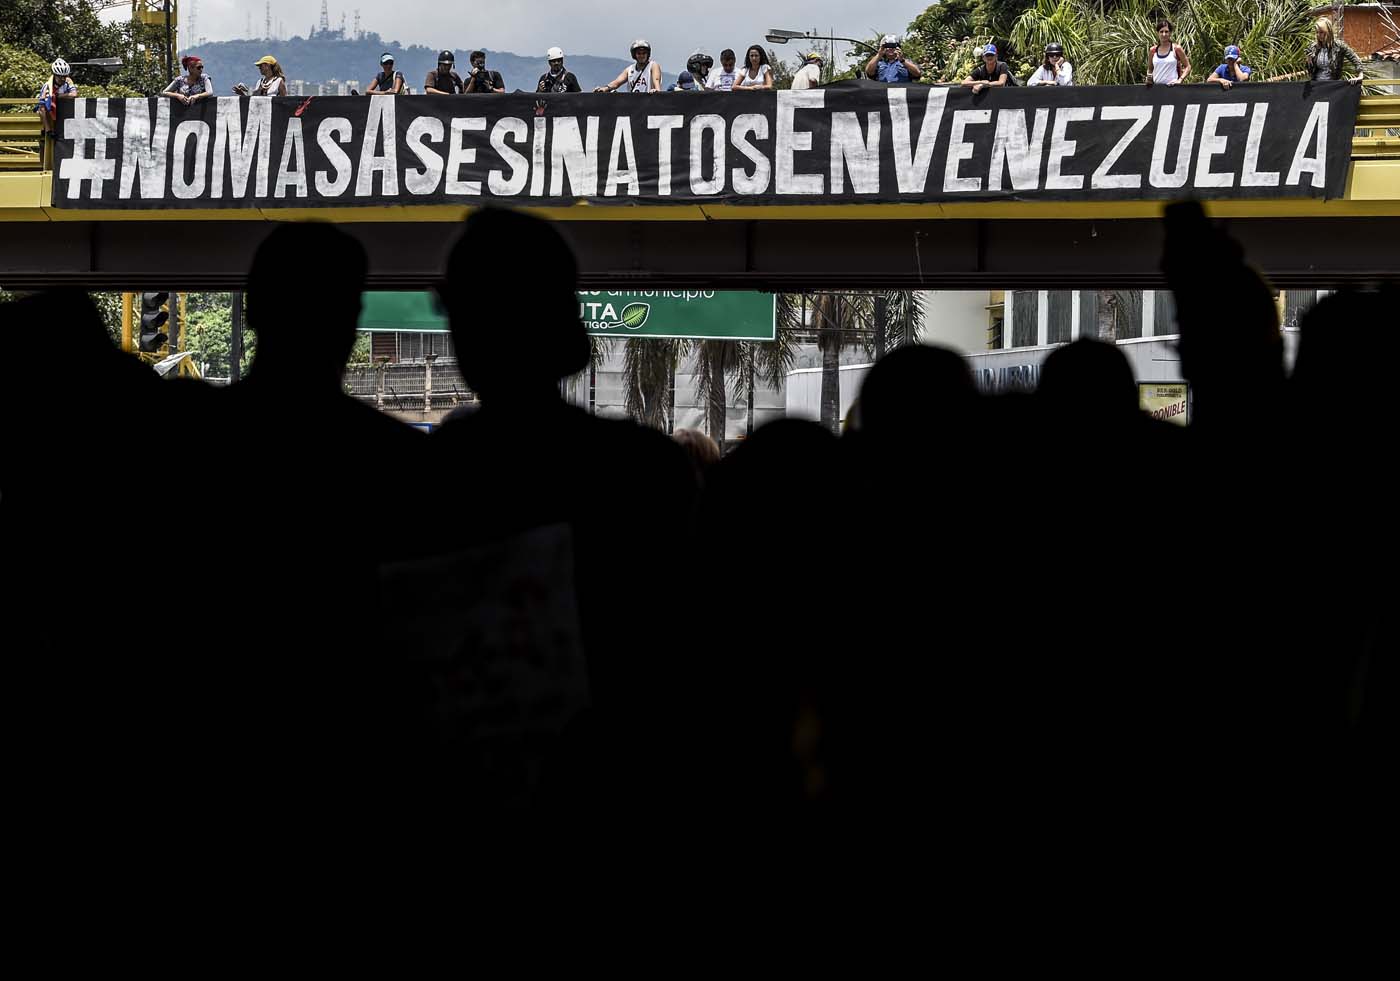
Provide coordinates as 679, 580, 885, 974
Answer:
342, 359, 474, 410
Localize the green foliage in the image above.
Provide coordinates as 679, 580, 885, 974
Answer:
183, 293, 255, 378
914, 0, 1332, 83
0, 42, 142, 99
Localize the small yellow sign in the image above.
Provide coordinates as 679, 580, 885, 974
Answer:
1139, 382, 1189, 426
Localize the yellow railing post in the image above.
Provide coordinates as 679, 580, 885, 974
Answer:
121, 291, 133, 352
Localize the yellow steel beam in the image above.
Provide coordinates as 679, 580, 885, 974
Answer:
4, 158, 1400, 221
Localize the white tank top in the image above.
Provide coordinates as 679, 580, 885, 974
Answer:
1151, 44, 1179, 84
626, 62, 656, 92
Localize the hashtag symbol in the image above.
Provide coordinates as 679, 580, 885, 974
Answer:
59, 98, 119, 200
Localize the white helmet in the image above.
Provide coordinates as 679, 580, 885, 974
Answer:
630, 38, 651, 55
881, 34, 900, 46
546, 46, 564, 61
51, 58, 71, 76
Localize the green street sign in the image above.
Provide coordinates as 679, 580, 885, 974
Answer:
358, 290, 776, 341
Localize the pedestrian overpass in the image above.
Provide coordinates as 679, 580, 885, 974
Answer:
2, 90, 1398, 289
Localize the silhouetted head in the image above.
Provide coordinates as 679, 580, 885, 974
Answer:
673, 427, 722, 480
1293, 286, 1396, 421
857, 345, 976, 438
438, 209, 589, 403
246, 221, 366, 383
1039, 339, 1139, 424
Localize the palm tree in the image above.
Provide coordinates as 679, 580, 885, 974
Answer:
623, 337, 682, 430
1014, 0, 1322, 86
691, 295, 804, 444
810, 290, 926, 434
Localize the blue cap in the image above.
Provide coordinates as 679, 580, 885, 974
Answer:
678, 70, 694, 84
983, 43, 998, 56
1225, 44, 1240, 60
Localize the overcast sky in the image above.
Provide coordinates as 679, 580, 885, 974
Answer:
141, 1, 929, 75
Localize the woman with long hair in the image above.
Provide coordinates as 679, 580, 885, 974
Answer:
1306, 18, 1364, 84
734, 44, 773, 90
235, 55, 287, 96
1146, 18, 1189, 86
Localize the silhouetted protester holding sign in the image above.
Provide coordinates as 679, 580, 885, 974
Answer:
383, 209, 696, 813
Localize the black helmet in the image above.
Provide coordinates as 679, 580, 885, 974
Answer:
1045, 42, 1064, 56
687, 49, 713, 72
438, 49, 455, 64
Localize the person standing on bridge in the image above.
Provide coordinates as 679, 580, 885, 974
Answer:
596, 40, 662, 93
234, 55, 287, 96
425, 50, 465, 95
707, 50, 739, 91
1306, 18, 1365, 84
687, 50, 714, 89
963, 43, 1011, 92
734, 45, 775, 90
537, 48, 581, 93
867, 35, 922, 83
34, 59, 76, 138
162, 55, 214, 106
791, 51, 824, 90
367, 53, 404, 95
1028, 43, 1073, 85
1207, 45, 1252, 90
465, 51, 506, 93
1146, 19, 1190, 86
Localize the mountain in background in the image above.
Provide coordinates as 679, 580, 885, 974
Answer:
190, 31, 658, 93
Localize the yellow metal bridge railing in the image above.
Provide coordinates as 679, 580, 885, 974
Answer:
3, 88, 1398, 175
0, 98, 44, 171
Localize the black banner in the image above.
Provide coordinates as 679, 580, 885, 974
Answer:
52, 80, 1359, 209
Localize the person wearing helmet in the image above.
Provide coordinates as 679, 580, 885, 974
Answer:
34, 58, 77, 136
537, 47, 581, 93
595, 39, 662, 93
1028, 42, 1073, 85
426, 50, 464, 94
234, 55, 287, 96
162, 54, 214, 105
866, 34, 922, 82
686, 49, 714, 88
465, 51, 505, 93
791, 50, 823, 90
367, 53, 404, 94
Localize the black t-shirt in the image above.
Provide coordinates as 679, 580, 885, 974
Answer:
970, 61, 1013, 83
466, 68, 504, 92
536, 69, 581, 93
425, 69, 463, 93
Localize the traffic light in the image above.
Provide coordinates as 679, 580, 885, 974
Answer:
139, 291, 169, 352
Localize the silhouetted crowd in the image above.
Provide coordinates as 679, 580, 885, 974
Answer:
2, 204, 1391, 833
